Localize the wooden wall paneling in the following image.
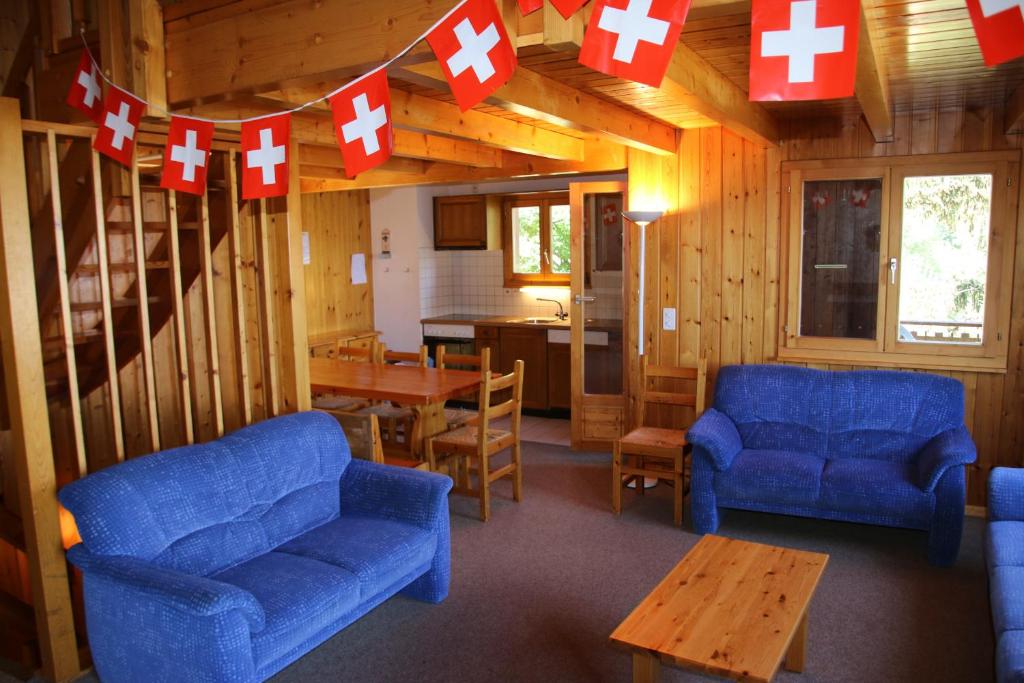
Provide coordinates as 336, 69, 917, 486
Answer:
699, 127, 723, 391
198, 191, 224, 437
166, 189, 195, 444
240, 201, 267, 423
678, 130, 702, 369
225, 152, 252, 427
45, 131, 86, 477
256, 199, 280, 417
183, 278, 212, 442
0, 97, 79, 682
151, 318, 183, 448
129, 160, 160, 453
720, 130, 745, 371
743, 140, 766, 366
89, 148, 125, 462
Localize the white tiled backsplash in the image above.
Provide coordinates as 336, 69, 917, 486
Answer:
419, 248, 622, 320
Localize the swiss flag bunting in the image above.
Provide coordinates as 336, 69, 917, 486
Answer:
965, 0, 1024, 67
427, 0, 517, 111
749, 0, 860, 101
240, 114, 291, 199
329, 70, 394, 179
518, 0, 544, 14
160, 117, 215, 196
93, 86, 146, 167
549, 0, 590, 19
67, 51, 103, 124
578, 0, 692, 88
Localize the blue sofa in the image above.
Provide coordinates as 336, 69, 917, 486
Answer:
686, 365, 976, 566
59, 411, 453, 683
988, 467, 1024, 682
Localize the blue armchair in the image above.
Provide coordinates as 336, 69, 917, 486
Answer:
59, 411, 453, 682
987, 467, 1024, 682
687, 365, 975, 566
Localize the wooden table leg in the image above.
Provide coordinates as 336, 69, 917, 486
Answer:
632, 651, 660, 683
412, 402, 447, 459
784, 611, 808, 673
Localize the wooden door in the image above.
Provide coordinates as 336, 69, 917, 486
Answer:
570, 181, 628, 449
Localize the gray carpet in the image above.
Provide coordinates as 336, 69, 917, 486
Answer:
44, 442, 994, 682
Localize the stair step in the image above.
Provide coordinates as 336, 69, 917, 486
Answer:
69, 296, 163, 312
42, 328, 137, 348
104, 221, 199, 234
75, 261, 170, 275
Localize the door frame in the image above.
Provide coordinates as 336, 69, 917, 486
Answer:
569, 180, 629, 450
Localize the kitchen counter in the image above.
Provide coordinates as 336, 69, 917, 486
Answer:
421, 313, 621, 332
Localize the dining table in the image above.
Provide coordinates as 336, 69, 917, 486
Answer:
309, 357, 485, 457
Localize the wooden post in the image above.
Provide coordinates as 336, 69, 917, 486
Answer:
198, 191, 225, 436
225, 152, 253, 425
275, 141, 310, 413
130, 159, 160, 453
167, 190, 195, 444
257, 199, 280, 416
127, 0, 167, 116
0, 98, 80, 682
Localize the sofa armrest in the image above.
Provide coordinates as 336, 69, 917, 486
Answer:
686, 408, 743, 472
915, 425, 977, 493
67, 545, 265, 632
990, 467, 1024, 521
339, 459, 453, 531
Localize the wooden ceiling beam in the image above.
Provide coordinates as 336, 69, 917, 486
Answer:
1007, 84, 1024, 135
855, 3, 894, 142
393, 62, 678, 156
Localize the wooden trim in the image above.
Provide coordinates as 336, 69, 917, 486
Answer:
854, 3, 894, 143
90, 147, 126, 461
225, 152, 253, 425
0, 97, 80, 683
166, 189, 195, 444
198, 191, 225, 436
45, 131, 88, 477
257, 199, 281, 416
130, 158, 161, 453
501, 191, 571, 288
1006, 83, 1024, 135
127, 0, 167, 115
782, 150, 1021, 172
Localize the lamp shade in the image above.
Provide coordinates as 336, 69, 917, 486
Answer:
622, 210, 664, 226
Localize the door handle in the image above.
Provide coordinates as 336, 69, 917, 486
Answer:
889, 257, 898, 285
574, 294, 596, 305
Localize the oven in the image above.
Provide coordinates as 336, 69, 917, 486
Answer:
422, 323, 476, 367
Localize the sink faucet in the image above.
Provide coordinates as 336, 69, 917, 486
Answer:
536, 298, 568, 320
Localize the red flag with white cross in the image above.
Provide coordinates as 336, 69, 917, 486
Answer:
426, 0, 517, 111
160, 117, 215, 196
329, 69, 394, 179
549, 0, 590, 18
240, 114, 291, 199
67, 50, 103, 124
518, 0, 543, 14
93, 86, 146, 167
749, 0, 860, 101
965, 0, 1024, 67
578, 0, 692, 88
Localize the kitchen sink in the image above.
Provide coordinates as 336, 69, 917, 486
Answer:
514, 316, 561, 324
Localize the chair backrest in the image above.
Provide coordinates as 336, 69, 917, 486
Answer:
336, 341, 380, 363
379, 343, 429, 367
638, 356, 708, 429
436, 345, 491, 373
321, 410, 383, 463
476, 359, 524, 447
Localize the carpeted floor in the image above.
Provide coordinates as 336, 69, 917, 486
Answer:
31, 441, 993, 683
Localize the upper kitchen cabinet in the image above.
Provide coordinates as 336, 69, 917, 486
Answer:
433, 194, 501, 250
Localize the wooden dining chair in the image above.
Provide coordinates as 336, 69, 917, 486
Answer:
426, 360, 524, 522
354, 344, 429, 455
319, 409, 383, 463
436, 345, 491, 430
311, 341, 380, 412
612, 356, 707, 526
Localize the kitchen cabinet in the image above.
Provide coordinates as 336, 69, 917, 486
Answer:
499, 327, 548, 410
547, 343, 571, 410
433, 195, 500, 250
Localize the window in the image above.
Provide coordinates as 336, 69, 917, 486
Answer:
780, 152, 1019, 372
502, 192, 571, 286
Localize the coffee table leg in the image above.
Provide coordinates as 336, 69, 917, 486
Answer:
784, 611, 808, 673
632, 651, 660, 683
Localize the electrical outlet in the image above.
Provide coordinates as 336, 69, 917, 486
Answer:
663, 307, 677, 331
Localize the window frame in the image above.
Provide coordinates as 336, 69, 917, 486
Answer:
779, 150, 1020, 373
502, 191, 571, 287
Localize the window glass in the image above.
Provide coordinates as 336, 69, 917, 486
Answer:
898, 174, 992, 345
511, 205, 541, 274
550, 204, 571, 274
799, 178, 883, 340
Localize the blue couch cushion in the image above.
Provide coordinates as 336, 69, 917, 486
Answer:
829, 371, 963, 462
989, 522, 1024, 569
59, 412, 351, 576
716, 450, 825, 506
276, 516, 437, 600
998, 630, 1024, 683
213, 551, 360, 669
992, 566, 1024, 635
820, 459, 934, 523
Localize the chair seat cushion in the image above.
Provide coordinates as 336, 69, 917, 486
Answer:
989, 522, 1024, 569
620, 426, 687, 451
992, 566, 1024, 635
357, 404, 415, 420
433, 426, 511, 449
445, 407, 478, 428
819, 459, 933, 523
998, 630, 1024, 683
212, 551, 360, 669
716, 449, 824, 506
276, 516, 436, 600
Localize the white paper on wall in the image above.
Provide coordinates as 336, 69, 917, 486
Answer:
351, 252, 368, 285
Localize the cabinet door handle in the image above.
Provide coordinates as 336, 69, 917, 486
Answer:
574, 294, 596, 305
889, 257, 898, 285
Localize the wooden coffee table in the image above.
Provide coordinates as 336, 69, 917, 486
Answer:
610, 535, 828, 682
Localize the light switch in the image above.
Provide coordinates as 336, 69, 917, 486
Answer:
663, 307, 677, 331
